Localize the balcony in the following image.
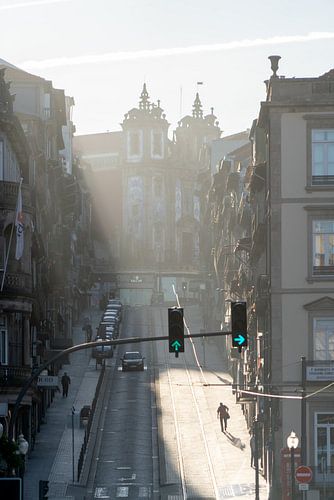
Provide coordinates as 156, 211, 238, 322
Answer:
0, 366, 34, 388
2, 271, 33, 296
0, 181, 32, 213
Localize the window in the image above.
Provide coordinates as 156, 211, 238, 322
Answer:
151, 131, 163, 158
312, 220, 334, 275
312, 130, 334, 185
130, 132, 140, 156
314, 317, 334, 360
315, 413, 334, 476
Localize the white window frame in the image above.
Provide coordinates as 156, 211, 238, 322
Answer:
127, 130, 143, 162
151, 130, 164, 159
305, 206, 334, 281
312, 219, 334, 276
314, 412, 334, 479
313, 317, 334, 360
312, 129, 334, 185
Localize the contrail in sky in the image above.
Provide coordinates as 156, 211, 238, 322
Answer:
0, 0, 70, 10
20, 31, 334, 70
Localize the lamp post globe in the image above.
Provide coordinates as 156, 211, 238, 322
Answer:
287, 431, 299, 500
18, 434, 29, 456
287, 431, 299, 450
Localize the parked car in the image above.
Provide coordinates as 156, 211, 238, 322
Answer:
98, 323, 118, 339
92, 339, 113, 359
108, 299, 122, 306
121, 351, 145, 371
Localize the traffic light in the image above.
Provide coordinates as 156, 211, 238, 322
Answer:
168, 307, 184, 356
231, 301, 248, 351
39, 479, 49, 500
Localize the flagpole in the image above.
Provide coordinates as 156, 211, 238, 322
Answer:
1, 178, 23, 292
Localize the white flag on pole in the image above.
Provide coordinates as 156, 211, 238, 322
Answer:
15, 182, 24, 260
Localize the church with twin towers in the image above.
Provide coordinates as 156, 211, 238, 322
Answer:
74, 85, 221, 306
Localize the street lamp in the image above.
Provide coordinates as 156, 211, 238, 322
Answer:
287, 431, 299, 500
17, 433, 29, 497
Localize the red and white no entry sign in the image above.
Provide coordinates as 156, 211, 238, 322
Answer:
295, 465, 313, 484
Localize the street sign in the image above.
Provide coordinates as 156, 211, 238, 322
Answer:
295, 465, 313, 484
0, 478, 22, 499
37, 375, 59, 387
299, 484, 309, 491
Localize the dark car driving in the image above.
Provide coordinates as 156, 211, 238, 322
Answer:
121, 351, 145, 371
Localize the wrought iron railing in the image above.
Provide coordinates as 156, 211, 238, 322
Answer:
0, 366, 35, 387
77, 363, 105, 480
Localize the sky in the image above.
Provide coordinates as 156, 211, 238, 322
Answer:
1, 0, 334, 138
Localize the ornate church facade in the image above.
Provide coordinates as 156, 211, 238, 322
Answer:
75, 85, 221, 305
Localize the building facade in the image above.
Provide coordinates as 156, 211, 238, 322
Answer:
202, 59, 334, 499
75, 85, 221, 306
0, 60, 93, 457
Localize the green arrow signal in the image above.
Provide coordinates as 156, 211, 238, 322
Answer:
233, 334, 246, 346
171, 340, 182, 351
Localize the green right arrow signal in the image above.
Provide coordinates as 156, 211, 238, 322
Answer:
233, 334, 246, 346
171, 340, 181, 351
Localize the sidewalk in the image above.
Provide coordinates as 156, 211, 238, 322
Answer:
24, 309, 102, 500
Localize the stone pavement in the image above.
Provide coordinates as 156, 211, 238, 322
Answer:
24, 309, 102, 500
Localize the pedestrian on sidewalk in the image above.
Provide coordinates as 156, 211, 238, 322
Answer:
250, 433, 256, 467
61, 372, 71, 397
217, 402, 230, 432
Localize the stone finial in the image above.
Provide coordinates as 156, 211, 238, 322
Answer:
139, 83, 150, 111
268, 55, 281, 78
192, 92, 203, 119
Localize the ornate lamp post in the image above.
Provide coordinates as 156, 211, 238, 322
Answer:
287, 431, 299, 500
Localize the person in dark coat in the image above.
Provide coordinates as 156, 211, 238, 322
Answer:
61, 372, 71, 397
217, 402, 230, 432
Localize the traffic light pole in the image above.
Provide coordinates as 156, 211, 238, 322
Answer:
8, 330, 234, 440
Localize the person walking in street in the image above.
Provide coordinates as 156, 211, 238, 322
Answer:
61, 372, 71, 398
217, 402, 230, 432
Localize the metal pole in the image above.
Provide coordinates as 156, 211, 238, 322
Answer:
291, 447, 296, 500
72, 406, 75, 483
301, 356, 306, 465
9, 331, 230, 440
255, 419, 259, 500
